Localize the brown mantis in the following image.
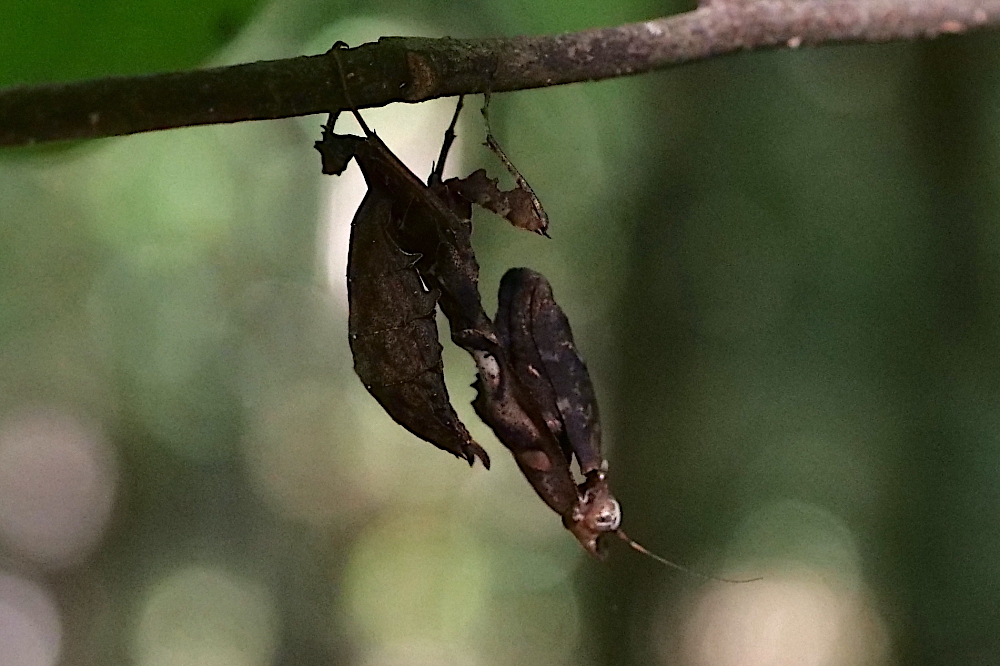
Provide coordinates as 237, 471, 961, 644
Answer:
317, 43, 758, 581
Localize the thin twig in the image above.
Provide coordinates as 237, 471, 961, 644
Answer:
430, 95, 464, 186
1, 0, 998, 147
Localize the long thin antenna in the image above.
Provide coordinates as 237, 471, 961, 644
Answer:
615, 530, 763, 584
481, 92, 550, 237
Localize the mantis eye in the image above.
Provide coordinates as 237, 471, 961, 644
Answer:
593, 498, 621, 532
565, 477, 621, 558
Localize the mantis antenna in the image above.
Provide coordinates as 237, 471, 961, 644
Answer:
616, 530, 763, 584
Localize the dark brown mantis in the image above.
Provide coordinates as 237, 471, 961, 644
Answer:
314, 44, 548, 471
487, 269, 759, 580
318, 43, 759, 580
315, 104, 490, 468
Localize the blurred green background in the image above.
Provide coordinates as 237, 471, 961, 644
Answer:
2, 0, 998, 664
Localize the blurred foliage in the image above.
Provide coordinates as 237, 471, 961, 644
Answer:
4, 1, 1000, 666
0, 0, 261, 86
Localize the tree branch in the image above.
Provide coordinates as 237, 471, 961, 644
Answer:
2, 0, 998, 148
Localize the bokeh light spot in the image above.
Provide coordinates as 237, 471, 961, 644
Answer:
666, 573, 889, 666
357, 640, 478, 666
244, 378, 373, 528
0, 406, 116, 568
653, 500, 889, 666
344, 512, 488, 650
0, 572, 62, 666
134, 566, 277, 666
